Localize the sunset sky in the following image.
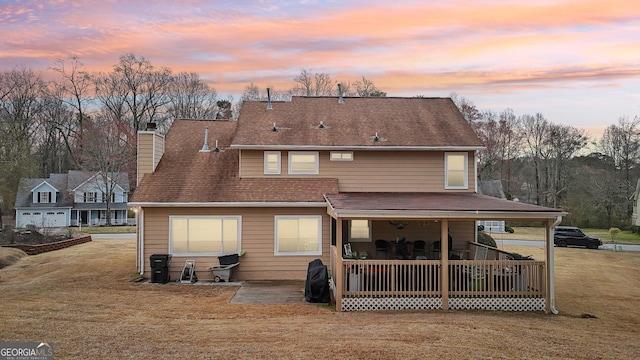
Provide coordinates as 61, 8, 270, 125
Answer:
1, 0, 639, 137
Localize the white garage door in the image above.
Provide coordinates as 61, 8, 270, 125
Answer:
21, 211, 67, 227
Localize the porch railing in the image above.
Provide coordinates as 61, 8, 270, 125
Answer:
341, 259, 545, 298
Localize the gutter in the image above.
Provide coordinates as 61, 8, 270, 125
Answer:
549, 215, 562, 315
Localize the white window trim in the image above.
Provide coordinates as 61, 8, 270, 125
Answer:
348, 220, 371, 242
444, 152, 468, 190
274, 215, 322, 256
330, 151, 354, 161
288, 151, 319, 175
169, 215, 242, 256
264, 151, 281, 175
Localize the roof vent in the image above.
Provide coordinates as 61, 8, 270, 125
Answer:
266, 88, 273, 110
213, 140, 220, 153
373, 132, 380, 142
318, 121, 325, 129
337, 84, 344, 104
199, 126, 210, 152
271, 122, 278, 132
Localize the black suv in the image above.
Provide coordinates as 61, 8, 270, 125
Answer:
553, 226, 602, 249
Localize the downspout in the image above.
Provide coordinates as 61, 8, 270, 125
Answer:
138, 208, 145, 275
548, 215, 562, 314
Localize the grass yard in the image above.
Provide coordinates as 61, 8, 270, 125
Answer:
1, 239, 639, 359
491, 226, 640, 244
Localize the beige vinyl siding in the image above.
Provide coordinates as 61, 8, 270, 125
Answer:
239, 150, 475, 192
143, 207, 330, 281
137, 133, 154, 186
137, 132, 165, 186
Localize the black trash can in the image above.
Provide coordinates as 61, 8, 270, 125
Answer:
150, 254, 172, 269
150, 254, 171, 284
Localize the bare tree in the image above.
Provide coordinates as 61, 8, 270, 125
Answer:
521, 113, 550, 205
79, 115, 134, 225
0, 67, 45, 216
50, 57, 92, 145
352, 76, 387, 97
599, 115, 640, 216
291, 69, 335, 96
167, 72, 218, 119
96, 54, 173, 132
450, 92, 482, 123
545, 124, 588, 207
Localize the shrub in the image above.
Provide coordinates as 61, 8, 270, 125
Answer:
477, 232, 497, 248
508, 252, 533, 260
505, 225, 515, 233
609, 228, 620, 241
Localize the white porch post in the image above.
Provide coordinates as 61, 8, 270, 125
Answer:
335, 218, 343, 311
546, 218, 555, 314
441, 219, 449, 310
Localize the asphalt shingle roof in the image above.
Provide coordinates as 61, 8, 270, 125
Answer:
130, 119, 338, 203
232, 97, 484, 148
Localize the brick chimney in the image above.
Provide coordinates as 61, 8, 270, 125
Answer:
136, 123, 165, 186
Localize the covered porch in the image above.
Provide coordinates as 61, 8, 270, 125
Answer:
324, 192, 566, 312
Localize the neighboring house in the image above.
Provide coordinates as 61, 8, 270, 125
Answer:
15, 171, 130, 228
130, 96, 565, 312
477, 180, 507, 233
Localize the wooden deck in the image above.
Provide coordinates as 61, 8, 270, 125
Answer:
330, 245, 547, 312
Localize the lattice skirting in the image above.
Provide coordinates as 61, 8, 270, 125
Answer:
341, 297, 545, 312
341, 297, 443, 312
448, 297, 546, 311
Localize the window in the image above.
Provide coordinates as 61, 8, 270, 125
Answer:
349, 220, 371, 242
170, 216, 241, 255
37, 192, 50, 203
288, 151, 319, 174
56, 212, 65, 215
330, 151, 353, 161
445, 153, 468, 189
84, 192, 97, 203
264, 151, 281, 174
275, 216, 322, 256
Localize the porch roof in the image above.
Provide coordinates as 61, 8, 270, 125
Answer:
324, 192, 566, 220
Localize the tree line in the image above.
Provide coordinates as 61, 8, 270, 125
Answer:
0, 54, 385, 222
452, 94, 640, 229
1, 53, 638, 229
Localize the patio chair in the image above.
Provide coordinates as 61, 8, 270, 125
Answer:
474, 245, 488, 260
413, 240, 426, 258
375, 239, 390, 259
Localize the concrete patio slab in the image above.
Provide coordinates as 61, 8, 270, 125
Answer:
230, 280, 308, 304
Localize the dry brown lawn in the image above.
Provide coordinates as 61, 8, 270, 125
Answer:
1, 239, 639, 359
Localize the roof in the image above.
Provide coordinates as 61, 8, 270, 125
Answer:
130, 119, 338, 204
68, 170, 130, 192
14, 171, 130, 209
15, 174, 73, 209
324, 192, 565, 220
232, 97, 484, 149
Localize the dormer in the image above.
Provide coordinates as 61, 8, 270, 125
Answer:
31, 181, 58, 204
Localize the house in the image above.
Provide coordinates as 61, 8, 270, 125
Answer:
15, 170, 130, 227
130, 96, 565, 312
477, 180, 507, 233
